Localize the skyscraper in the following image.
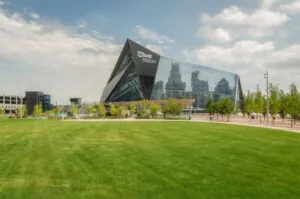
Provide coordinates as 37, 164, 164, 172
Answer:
165, 63, 186, 99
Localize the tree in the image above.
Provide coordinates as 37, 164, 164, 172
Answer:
23, 106, 28, 118
206, 99, 216, 115
174, 103, 183, 116
0, 106, 4, 116
39, 104, 43, 116
53, 106, 62, 115
117, 106, 125, 118
45, 110, 55, 115
33, 104, 42, 118
217, 98, 234, 122
162, 100, 183, 118
53, 106, 62, 119
162, 105, 167, 118
98, 103, 106, 117
149, 104, 160, 118
140, 100, 150, 117
255, 91, 264, 123
71, 105, 79, 117
224, 98, 235, 122
110, 104, 117, 116
216, 98, 225, 120
16, 106, 24, 117
269, 84, 280, 119
244, 91, 254, 119
129, 103, 136, 115
165, 99, 179, 117
87, 105, 96, 116
288, 83, 300, 127
279, 90, 288, 123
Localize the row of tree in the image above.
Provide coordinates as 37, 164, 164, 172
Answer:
206, 97, 235, 122
83, 99, 184, 119
240, 83, 300, 127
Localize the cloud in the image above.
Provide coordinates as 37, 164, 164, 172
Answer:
201, 6, 289, 38
196, 26, 232, 43
134, 25, 175, 44
91, 30, 115, 41
0, 7, 121, 101
145, 44, 164, 55
29, 12, 40, 19
261, 0, 280, 8
0, 0, 4, 5
183, 40, 300, 92
281, 1, 300, 13
260, 45, 300, 70
183, 40, 274, 66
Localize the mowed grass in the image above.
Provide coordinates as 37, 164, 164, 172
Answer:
1, 119, 300, 199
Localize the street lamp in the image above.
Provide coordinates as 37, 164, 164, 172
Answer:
264, 71, 269, 127
189, 90, 192, 116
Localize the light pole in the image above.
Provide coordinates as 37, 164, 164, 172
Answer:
189, 91, 191, 116
264, 71, 269, 127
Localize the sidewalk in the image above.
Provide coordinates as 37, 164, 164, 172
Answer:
194, 115, 300, 134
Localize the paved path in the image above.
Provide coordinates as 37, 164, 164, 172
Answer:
65, 117, 300, 134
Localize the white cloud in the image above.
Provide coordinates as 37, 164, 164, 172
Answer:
196, 26, 232, 43
183, 40, 300, 92
0, 1, 4, 5
201, 6, 289, 38
29, 12, 40, 19
0, 7, 121, 101
183, 40, 274, 66
134, 25, 175, 44
281, 1, 300, 13
261, 0, 280, 8
145, 44, 164, 55
202, 6, 288, 28
260, 45, 300, 69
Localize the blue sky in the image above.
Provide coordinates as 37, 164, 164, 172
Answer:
1, 0, 300, 102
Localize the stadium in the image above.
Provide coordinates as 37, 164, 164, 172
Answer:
101, 39, 244, 110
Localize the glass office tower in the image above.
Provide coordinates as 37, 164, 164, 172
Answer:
101, 39, 243, 109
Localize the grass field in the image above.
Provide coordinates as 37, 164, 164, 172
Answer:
1, 119, 300, 199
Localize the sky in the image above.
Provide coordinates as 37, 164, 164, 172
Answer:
1, 0, 300, 103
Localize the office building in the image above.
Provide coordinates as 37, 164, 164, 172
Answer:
25, 91, 51, 115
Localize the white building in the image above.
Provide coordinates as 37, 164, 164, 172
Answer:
0, 95, 26, 115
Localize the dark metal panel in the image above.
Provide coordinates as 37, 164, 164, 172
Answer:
106, 40, 130, 83
100, 63, 131, 103
128, 39, 160, 77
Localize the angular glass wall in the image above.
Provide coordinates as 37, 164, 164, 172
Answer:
150, 57, 239, 109
106, 62, 144, 102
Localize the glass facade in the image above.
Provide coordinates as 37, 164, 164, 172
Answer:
25, 91, 52, 114
101, 39, 243, 109
106, 62, 144, 102
151, 57, 239, 109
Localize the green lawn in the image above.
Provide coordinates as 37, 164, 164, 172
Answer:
1, 119, 300, 199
